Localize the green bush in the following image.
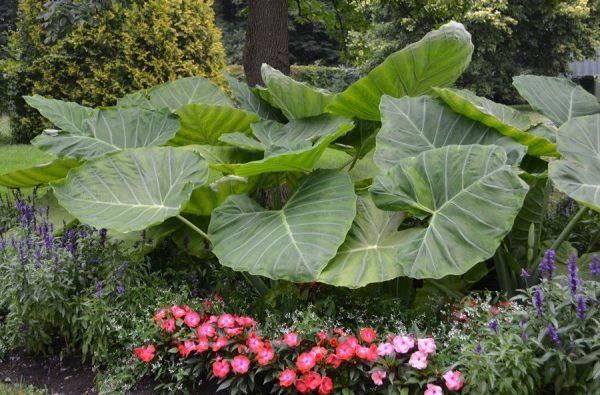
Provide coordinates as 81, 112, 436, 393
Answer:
348, 0, 600, 103
2, 0, 226, 143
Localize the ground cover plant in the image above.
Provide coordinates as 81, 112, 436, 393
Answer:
0, 20, 598, 394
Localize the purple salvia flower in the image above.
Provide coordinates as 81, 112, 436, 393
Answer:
590, 254, 599, 276
115, 261, 129, 277
0, 238, 5, 251
540, 249, 556, 280
116, 283, 125, 295
475, 342, 483, 355
95, 280, 104, 298
99, 228, 107, 247
567, 253, 579, 295
9, 235, 15, 249
34, 246, 42, 266
488, 319, 499, 334
546, 324, 562, 347
576, 296, 586, 319
67, 229, 76, 256
533, 287, 544, 315
520, 268, 530, 278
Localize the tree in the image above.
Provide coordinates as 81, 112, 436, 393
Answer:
243, 0, 290, 86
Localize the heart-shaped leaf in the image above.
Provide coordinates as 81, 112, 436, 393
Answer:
52, 147, 209, 232
549, 114, 600, 212
217, 115, 354, 176
148, 77, 233, 112
0, 158, 80, 188
32, 107, 180, 159
374, 95, 526, 169
434, 88, 558, 157
24, 95, 96, 134
318, 195, 407, 288
208, 170, 357, 282
326, 22, 473, 121
183, 173, 259, 216
370, 145, 528, 279
171, 104, 260, 145
513, 75, 600, 126
261, 64, 334, 119
224, 72, 284, 121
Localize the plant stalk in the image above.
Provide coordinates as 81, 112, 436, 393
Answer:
550, 206, 587, 251
176, 215, 210, 243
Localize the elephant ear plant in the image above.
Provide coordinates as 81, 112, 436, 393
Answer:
1, 21, 598, 296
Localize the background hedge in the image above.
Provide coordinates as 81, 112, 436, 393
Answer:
2, 0, 226, 143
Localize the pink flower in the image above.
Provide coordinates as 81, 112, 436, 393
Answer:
198, 322, 216, 338
310, 346, 328, 362
256, 347, 275, 365
371, 371, 387, 386
295, 379, 310, 394
346, 336, 359, 348
212, 337, 228, 352
226, 327, 244, 337
284, 332, 300, 347
196, 336, 209, 352
355, 344, 378, 361
325, 354, 341, 368
319, 376, 333, 395
184, 311, 200, 328
178, 340, 196, 358
360, 328, 377, 343
171, 305, 186, 319
417, 337, 436, 354
217, 314, 235, 328
304, 371, 322, 390
279, 368, 297, 387
336, 340, 355, 360
246, 333, 264, 352
232, 355, 251, 374
424, 383, 443, 395
212, 359, 230, 379
296, 352, 316, 372
443, 370, 465, 391
392, 335, 415, 353
134, 344, 155, 363
162, 318, 176, 333
377, 342, 394, 356
408, 351, 428, 370
153, 308, 166, 322
236, 316, 256, 327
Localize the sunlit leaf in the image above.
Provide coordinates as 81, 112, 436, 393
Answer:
0, 158, 80, 188
24, 95, 96, 134
148, 77, 233, 112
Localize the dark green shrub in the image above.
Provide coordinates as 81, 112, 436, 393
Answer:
2, 0, 226, 143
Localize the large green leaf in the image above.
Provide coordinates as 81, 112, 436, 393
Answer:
326, 22, 473, 121
171, 104, 260, 145
0, 158, 80, 188
24, 95, 96, 134
217, 115, 354, 176
208, 170, 357, 282
32, 107, 180, 159
224, 72, 284, 121
374, 95, 526, 169
318, 195, 407, 288
148, 77, 233, 112
434, 88, 558, 157
183, 145, 262, 173
549, 114, 600, 212
370, 145, 528, 279
513, 75, 600, 126
52, 147, 209, 233
261, 64, 334, 119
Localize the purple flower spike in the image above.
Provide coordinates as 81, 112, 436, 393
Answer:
576, 297, 586, 319
116, 283, 125, 295
539, 249, 556, 280
95, 280, 104, 298
590, 254, 599, 276
520, 268, 530, 278
546, 324, 562, 347
475, 342, 483, 355
567, 253, 579, 295
533, 288, 544, 315
488, 319, 499, 334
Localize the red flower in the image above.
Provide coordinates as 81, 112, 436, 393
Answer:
325, 354, 341, 368
346, 336, 359, 348
295, 379, 310, 394
246, 333, 264, 353
134, 344, 155, 363
319, 376, 333, 395
296, 352, 316, 372
171, 305, 186, 320
329, 337, 339, 347
162, 319, 176, 333
198, 323, 216, 338
360, 328, 377, 343
317, 331, 327, 344
226, 327, 244, 337
310, 346, 328, 362
232, 355, 251, 374
212, 337, 229, 352
196, 336, 209, 353
184, 311, 201, 328
153, 308, 167, 323
217, 314, 235, 328
284, 331, 300, 347
236, 316, 256, 327
336, 340, 355, 360
256, 347, 275, 365
279, 368, 297, 387
305, 371, 322, 390
212, 359, 230, 379
178, 340, 196, 358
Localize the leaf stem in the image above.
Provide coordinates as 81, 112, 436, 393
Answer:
176, 215, 211, 243
550, 206, 587, 251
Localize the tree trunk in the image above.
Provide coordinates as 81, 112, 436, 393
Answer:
243, 0, 290, 86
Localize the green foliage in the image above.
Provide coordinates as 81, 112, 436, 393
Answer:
349, 0, 600, 103
0, 0, 17, 57
2, 0, 226, 143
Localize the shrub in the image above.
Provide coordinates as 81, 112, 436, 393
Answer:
2, 0, 226, 143
348, 0, 600, 102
